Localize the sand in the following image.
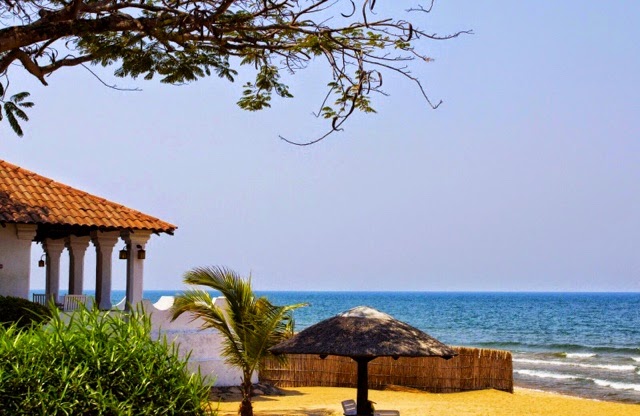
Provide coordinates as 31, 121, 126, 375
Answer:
211, 386, 640, 416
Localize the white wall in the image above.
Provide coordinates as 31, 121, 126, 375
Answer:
145, 297, 258, 387
0, 224, 32, 298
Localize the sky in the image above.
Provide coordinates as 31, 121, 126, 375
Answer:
2, 1, 639, 292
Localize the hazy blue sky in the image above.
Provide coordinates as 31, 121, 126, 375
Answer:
3, 1, 639, 292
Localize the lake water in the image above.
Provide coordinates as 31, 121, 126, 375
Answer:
46, 290, 640, 403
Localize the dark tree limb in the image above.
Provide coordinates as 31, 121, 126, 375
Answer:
0, 0, 470, 143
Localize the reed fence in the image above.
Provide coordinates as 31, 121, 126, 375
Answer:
260, 346, 512, 393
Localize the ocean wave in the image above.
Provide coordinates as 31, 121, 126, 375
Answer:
593, 379, 640, 392
548, 344, 640, 355
632, 357, 640, 363
477, 342, 639, 356
565, 353, 597, 359
514, 369, 582, 380
513, 358, 636, 372
516, 370, 640, 393
552, 352, 597, 359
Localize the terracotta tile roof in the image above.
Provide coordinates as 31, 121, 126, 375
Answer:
0, 160, 176, 234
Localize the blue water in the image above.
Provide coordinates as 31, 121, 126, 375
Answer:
41, 290, 640, 403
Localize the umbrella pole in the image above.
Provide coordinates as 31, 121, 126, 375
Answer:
355, 358, 374, 416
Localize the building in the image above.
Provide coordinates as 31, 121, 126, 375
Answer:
0, 160, 252, 386
0, 159, 176, 309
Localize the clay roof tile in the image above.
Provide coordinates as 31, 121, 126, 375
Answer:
0, 160, 176, 234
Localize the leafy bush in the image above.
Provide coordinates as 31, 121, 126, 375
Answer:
0, 295, 51, 329
0, 306, 214, 415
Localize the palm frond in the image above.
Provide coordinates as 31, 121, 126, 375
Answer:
172, 266, 307, 395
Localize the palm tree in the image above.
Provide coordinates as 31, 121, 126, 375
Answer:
171, 266, 306, 416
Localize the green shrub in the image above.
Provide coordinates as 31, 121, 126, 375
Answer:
0, 295, 51, 329
0, 306, 214, 415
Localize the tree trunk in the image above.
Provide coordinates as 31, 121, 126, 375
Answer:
238, 372, 253, 416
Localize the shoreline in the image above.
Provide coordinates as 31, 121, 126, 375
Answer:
514, 385, 633, 404
212, 386, 639, 416
513, 382, 637, 405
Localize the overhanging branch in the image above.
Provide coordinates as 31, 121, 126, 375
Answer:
0, 0, 470, 143
41, 54, 94, 75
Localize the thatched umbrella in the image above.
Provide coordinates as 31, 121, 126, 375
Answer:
270, 306, 456, 416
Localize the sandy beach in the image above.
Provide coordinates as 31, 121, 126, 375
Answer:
212, 386, 640, 416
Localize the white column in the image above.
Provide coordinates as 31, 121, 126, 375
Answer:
12, 224, 37, 299
66, 235, 91, 295
121, 230, 152, 311
91, 231, 120, 310
43, 239, 66, 304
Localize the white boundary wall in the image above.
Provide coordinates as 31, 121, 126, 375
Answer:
0, 224, 33, 298
142, 296, 257, 387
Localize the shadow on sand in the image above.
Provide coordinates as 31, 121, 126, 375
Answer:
214, 409, 334, 416
211, 388, 338, 416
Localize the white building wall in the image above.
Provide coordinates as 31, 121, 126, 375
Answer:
0, 224, 33, 298
144, 297, 258, 387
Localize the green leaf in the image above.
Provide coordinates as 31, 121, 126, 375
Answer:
171, 265, 306, 407
5, 108, 24, 137
12, 107, 29, 121
10, 92, 30, 103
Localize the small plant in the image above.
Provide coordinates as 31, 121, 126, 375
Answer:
0, 295, 50, 329
171, 266, 306, 416
0, 305, 214, 415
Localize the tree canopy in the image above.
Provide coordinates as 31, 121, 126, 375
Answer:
0, 0, 468, 143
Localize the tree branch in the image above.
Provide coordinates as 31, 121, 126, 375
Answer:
0, 49, 18, 74
14, 48, 47, 85
0, 14, 146, 53
0, 0, 470, 143
81, 63, 141, 91
40, 54, 94, 75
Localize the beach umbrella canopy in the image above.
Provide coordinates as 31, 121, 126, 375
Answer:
270, 306, 457, 416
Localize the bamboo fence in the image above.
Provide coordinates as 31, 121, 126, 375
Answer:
260, 346, 513, 393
